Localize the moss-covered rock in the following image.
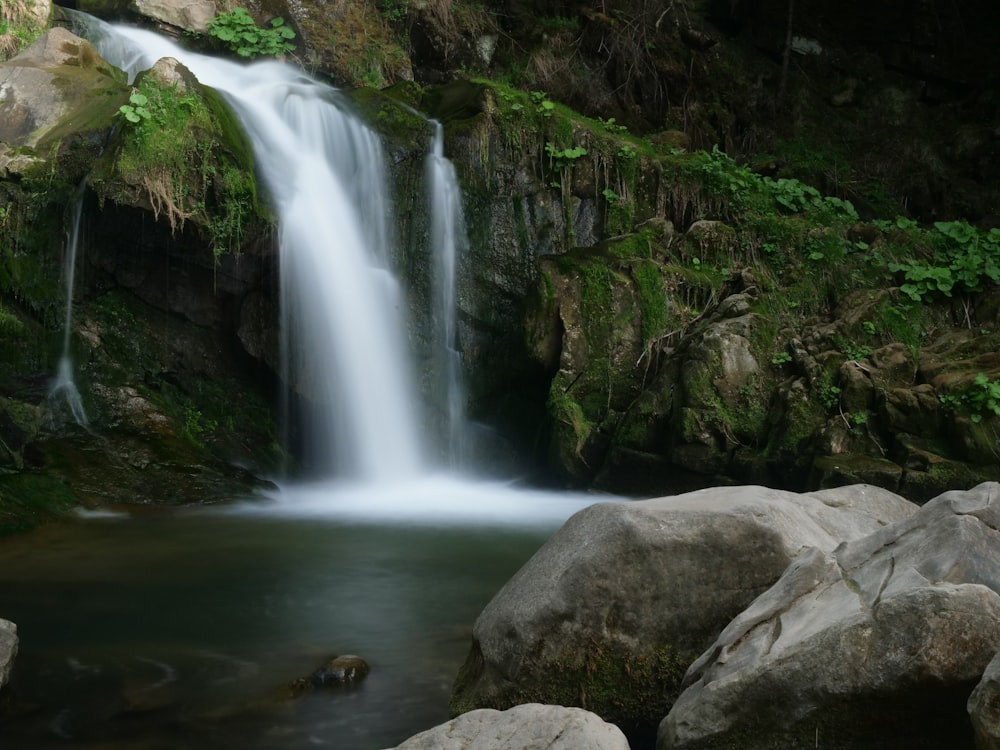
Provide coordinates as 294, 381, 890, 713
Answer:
91, 56, 265, 258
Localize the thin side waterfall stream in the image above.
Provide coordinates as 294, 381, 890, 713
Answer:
426, 121, 468, 468
0, 14, 619, 750
48, 185, 88, 426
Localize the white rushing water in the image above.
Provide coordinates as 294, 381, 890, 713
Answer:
49, 185, 88, 426
83, 19, 423, 481
426, 120, 468, 467
72, 15, 613, 526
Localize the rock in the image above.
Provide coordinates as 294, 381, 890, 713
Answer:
451, 484, 916, 739
661, 482, 1000, 750
284, 654, 370, 698
308, 654, 370, 687
385, 704, 629, 750
969, 650, 1000, 750
131, 0, 218, 33
0, 619, 17, 691
0, 27, 123, 151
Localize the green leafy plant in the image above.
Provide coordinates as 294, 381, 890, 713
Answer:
545, 142, 587, 169
532, 91, 557, 118
939, 373, 1000, 423
380, 0, 408, 23
817, 379, 842, 410
208, 8, 296, 58
888, 221, 1000, 303
118, 91, 151, 124
771, 351, 792, 366
600, 117, 629, 133
964, 373, 1000, 423
602, 188, 620, 203
617, 144, 637, 162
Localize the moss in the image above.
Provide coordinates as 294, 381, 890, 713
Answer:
452, 638, 693, 736
0, 472, 78, 536
631, 260, 667, 345
548, 383, 593, 460
99, 68, 264, 257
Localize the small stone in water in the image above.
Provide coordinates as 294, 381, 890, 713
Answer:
308, 654, 370, 687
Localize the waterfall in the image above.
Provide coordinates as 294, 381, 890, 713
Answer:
426, 121, 468, 467
49, 186, 88, 426
81, 19, 423, 481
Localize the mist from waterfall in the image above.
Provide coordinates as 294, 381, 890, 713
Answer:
49, 186, 88, 426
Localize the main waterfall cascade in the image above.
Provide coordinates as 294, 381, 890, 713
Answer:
82, 17, 425, 481
70, 14, 608, 524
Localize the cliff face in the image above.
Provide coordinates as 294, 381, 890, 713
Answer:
0, 0, 997, 527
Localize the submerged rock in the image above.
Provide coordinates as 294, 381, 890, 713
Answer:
309, 654, 370, 687
287, 654, 370, 697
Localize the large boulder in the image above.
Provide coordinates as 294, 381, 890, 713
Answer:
451, 484, 916, 740
130, 0, 217, 33
0, 619, 16, 690
661, 481, 1000, 750
0, 26, 123, 159
384, 704, 629, 750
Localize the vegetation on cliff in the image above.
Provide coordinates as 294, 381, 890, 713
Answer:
0, 0, 998, 526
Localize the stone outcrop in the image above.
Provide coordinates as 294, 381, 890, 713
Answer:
528, 214, 1000, 497
0, 30, 281, 520
451, 484, 915, 739
384, 704, 629, 750
660, 481, 1000, 749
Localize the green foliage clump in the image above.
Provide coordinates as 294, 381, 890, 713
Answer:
111, 74, 260, 257
208, 7, 295, 58
887, 220, 1000, 302
940, 373, 1000, 424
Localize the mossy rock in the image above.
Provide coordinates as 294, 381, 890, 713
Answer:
0, 471, 78, 536
451, 637, 693, 745
91, 57, 266, 257
811, 453, 904, 492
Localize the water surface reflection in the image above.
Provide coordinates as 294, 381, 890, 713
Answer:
1, 482, 607, 749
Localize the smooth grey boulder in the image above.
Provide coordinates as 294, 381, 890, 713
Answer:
661, 481, 1000, 750
451, 484, 916, 736
0, 618, 17, 690
0, 27, 122, 152
970, 649, 1000, 750
131, 0, 217, 33
384, 704, 629, 750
